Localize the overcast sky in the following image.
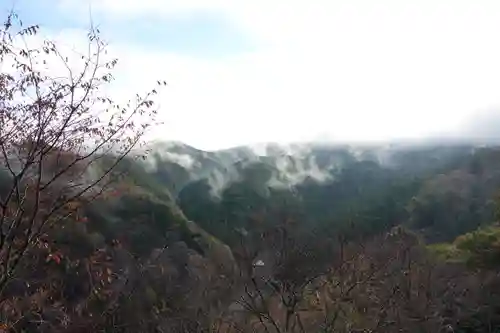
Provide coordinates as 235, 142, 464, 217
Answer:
4, 0, 500, 150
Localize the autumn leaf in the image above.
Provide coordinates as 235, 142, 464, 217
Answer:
46, 252, 62, 264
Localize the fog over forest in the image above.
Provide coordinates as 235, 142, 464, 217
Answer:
3, 1, 500, 332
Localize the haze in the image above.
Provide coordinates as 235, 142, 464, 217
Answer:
7, 0, 500, 150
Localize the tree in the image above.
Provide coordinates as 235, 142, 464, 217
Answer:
224, 223, 485, 333
0, 12, 163, 300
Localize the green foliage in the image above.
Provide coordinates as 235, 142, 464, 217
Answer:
427, 225, 500, 270
426, 242, 465, 262
454, 226, 500, 269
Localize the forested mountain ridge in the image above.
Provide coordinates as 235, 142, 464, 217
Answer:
116, 141, 500, 331
133, 141, 495, 245
3, 133, 500, 331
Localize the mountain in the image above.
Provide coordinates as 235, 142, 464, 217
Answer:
127, 141, 494, 246
5, 139, 500, 332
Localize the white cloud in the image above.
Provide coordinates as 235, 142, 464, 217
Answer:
47, 1, 500, 149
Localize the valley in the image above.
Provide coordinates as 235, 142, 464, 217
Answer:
2, 9, 500, 331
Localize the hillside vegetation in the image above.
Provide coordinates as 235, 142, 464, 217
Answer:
2, 15, 500, 332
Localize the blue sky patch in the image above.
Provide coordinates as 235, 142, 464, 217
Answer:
3, 1, 255, 59
105, 11, 255, 58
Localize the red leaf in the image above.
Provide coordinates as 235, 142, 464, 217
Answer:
47, 252, 63, 264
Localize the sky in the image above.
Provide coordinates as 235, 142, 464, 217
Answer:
3, 0, 500, 150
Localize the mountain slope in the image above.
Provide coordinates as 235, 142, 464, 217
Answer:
134, 141, 493, 245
